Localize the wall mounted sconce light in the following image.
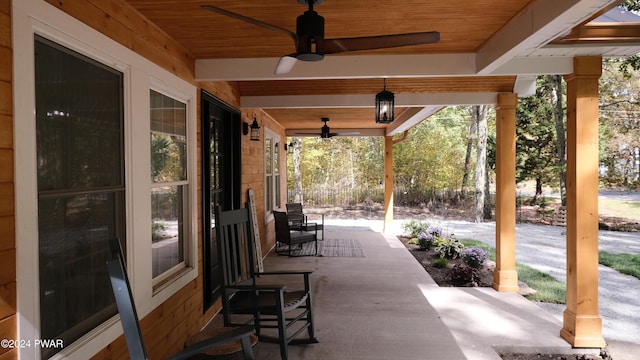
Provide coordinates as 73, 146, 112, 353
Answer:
285, 140, 296, 153
375, 78, 395, 124
243, 118, 261, 141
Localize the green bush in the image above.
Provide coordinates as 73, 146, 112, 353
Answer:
403, 219, 430, 238
434, 237, 465, 259
432, 258, 449, 269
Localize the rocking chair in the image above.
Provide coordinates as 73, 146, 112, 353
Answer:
215, 206, 318, 360
107, 249, 255, 360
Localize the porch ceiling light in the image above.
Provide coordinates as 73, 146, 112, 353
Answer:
375, 78, 395, 124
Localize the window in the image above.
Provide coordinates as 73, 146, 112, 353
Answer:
35, 36, 124, 359
15, 4, 198, 358
265, 131, 281, 214
150, 90, 188, 281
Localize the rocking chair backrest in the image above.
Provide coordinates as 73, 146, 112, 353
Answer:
214, 206, 257, 287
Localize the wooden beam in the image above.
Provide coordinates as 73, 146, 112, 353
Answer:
476, 0, 616, 74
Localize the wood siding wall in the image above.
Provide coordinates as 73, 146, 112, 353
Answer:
241, 109, 286, 255
5, 1, 279, 359
0, 0, 16, 359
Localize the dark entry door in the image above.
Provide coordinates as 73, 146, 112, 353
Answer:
201, 92, 241, 311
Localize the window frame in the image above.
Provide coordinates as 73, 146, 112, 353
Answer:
149, 88, 191, 287
264, 128, 282, 219
13, 1, 198, 358
34, 35, 127, 358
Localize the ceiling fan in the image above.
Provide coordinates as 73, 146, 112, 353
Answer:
294, 118, 360, 139
201, 1, 440, 74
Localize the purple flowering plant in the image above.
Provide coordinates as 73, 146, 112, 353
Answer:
415, 225, 446, 250
460, 247, 488, 269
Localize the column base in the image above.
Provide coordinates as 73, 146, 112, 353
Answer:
561, 309, 606, 348
492, 269, 519, 292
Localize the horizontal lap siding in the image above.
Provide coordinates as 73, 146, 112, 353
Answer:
241, 110, 286, 256
0, 0, 14, 359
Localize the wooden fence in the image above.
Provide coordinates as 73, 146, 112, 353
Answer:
287, 186, 471, 207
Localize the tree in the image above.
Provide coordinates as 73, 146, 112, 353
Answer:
472, 105, 489, 222
516, 76, 559, 203
393, 107, 468, 193
547, 75, 567, 205
599, 58, 640, 187
461, 112, 476, 192
291, 137, 303, 203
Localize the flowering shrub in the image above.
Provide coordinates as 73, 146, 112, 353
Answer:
448, 264, 481, 286
460, 247, 488, 269
434, 236, 465, 259
411, 225, 448, 250
415, 232, 434, 250
403, 220, 430, 238
426, 225, 443, 238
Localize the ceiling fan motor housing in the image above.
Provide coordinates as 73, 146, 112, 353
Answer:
296, 10, 325, 61
321, 117, 331, 138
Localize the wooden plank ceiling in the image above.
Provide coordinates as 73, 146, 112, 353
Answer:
123, 0, 629, 135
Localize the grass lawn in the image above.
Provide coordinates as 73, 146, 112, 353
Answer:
461, 239, 566, 304
599, 251, 640, 279
598, 198, 640, 219
517, 193, 640, 219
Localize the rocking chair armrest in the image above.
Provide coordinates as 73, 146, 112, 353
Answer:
228, 284, 286, 291
257, 270, 313, 276
167, 325, 255, 360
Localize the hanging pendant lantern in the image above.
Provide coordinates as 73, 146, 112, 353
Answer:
375, 78, 395, 124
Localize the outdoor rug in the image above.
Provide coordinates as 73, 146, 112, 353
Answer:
276, 238, 365, 258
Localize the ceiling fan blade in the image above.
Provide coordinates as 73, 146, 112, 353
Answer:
201, 5, 298, 45
318, 31, 440, 55
274, 55, 298, 74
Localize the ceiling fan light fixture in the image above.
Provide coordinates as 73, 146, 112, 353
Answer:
375, 79, 395, 124
297, 52, 324, 62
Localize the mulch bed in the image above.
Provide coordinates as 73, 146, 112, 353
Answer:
398, 235, 495, 287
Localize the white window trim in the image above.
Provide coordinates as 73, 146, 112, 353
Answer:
148, 85, 193, 289
264, 128, 282, 221
13, 1, 198, 359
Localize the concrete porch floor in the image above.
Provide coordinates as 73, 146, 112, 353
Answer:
249, 223, 597, 360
